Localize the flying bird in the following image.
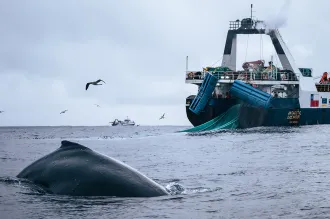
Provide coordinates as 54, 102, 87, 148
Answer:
0, 111, 4, 113
94, 104, 100, 107
85, 79, 106, 90
60, 110, 68, 114
159, 113, 165, 120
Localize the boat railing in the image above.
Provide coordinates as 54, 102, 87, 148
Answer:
212, 71, 299, 81
316, 83, 330, 92
186, 70, 299, 82
186, 71, 203, 80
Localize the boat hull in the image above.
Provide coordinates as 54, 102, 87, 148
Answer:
186, 97, 330, 128
112, 124, 135, 126
237, 105, 330, 128
186, 95, 239, 127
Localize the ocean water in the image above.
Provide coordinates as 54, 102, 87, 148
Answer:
1, 125, 330, 219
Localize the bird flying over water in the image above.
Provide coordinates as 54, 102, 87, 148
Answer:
60, 110, 68, 114
86, 79, 106, 90
159, 113, 165, 120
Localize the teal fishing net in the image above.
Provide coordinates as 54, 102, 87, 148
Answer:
180, 104, 241, 132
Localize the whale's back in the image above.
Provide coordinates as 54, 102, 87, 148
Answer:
17, 140, 169, 197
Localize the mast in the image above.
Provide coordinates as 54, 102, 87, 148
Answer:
221, 4, 300, 77
250, 4, 253, 20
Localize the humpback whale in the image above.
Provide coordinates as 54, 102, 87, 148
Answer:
17, 140, 169, 197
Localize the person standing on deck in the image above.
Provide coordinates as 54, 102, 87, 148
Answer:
266, 61, 276, 79
320, 72, 328, 84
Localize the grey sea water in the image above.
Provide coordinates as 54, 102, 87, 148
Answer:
1, 125, 330, 219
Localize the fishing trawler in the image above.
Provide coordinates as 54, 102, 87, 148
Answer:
110, 117, 136, 126
184, 5, 330, 130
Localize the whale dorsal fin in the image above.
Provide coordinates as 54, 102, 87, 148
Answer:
60, 140, 91, 150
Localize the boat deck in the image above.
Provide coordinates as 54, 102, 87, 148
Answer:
185, 71, 300, 85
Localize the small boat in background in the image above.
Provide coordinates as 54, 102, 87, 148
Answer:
110, 117, 136, 126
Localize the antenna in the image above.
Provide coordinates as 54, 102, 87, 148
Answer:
251, 4, 253, 20
186, 56, 189, 72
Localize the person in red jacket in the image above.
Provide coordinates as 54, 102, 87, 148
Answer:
320, 72, 328, 84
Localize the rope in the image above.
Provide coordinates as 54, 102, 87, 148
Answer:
211, 56, 223, 67
275, 51, 280, 68
276, 29, 296, 64
260, 34, 264, 60
245, 34, 250, 62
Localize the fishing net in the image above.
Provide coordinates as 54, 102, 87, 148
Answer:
180, 104, 241, 132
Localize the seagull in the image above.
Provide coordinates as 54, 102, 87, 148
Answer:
60, 110, 68, 114
94, 104, 100, 107
85, 79, 106, 90
159, 113, 165, 120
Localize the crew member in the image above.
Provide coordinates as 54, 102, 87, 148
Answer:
320, 72, 328, 84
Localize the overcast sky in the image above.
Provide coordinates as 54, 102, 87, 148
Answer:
0, 0, 329, 126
